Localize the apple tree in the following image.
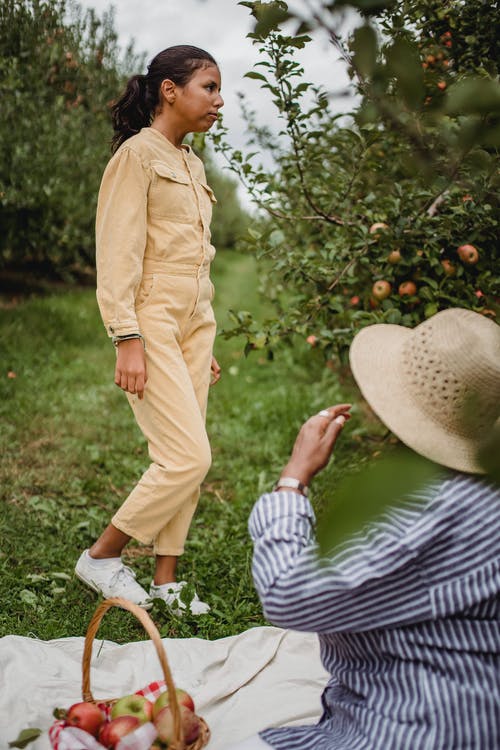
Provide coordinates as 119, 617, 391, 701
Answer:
0, 0, 142, 279
211, 0, 500, 361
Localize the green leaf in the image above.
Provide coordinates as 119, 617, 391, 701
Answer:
244, 71, 268, 82
247, 1, 291, 38
477, 424, 500, 486
351, 24, 378, 78
20, 590, 38, 607
9, 729, 42, 749
317, 448, 441, 555
446, 77, 500, 116
385, 37, 424, 109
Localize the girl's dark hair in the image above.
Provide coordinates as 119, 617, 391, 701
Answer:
110, 45, 217, 152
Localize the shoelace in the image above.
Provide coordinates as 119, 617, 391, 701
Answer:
109, 564, 138, 589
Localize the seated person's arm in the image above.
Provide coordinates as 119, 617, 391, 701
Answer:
249, 404, 449, 633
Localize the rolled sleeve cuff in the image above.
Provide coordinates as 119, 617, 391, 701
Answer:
105, 319, 141, 338
249, 491, 316, 540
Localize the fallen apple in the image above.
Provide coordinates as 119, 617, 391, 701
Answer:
398, 281, 417, 297
457, 243, 479, 264
153, 688, 195, 720
65, 702, 104, 738
155, 705, 200, 745
371, 280, 392, 301
111, 693, 153, 724
98, 715, 140, 749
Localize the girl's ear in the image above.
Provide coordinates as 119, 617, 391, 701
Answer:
160, 78, 176, 104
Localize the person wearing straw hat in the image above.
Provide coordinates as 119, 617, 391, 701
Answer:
233, 308, 500, 750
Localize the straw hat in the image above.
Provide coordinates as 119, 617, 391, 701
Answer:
349, 308, 500, 474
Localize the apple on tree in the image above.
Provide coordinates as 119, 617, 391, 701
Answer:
457, 244, 479, 264
440, 259, 456, 277
369, 222, 389, 239
371, 280, 392, 301
65, 702, 104, 738
111, 693, 153, 725
387, 249, 401, 264
398, 281, 417, 297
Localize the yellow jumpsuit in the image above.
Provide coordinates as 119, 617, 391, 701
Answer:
95, 127, 217, 555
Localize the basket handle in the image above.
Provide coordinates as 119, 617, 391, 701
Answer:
82, 597, 184, 748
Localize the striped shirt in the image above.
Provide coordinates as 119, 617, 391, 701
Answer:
248, 472, 500, 749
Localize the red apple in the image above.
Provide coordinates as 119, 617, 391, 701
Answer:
398, 281, 417, 297
387, 249, 401, 264
155, 705, 200, 745
99, 715, 140, 749
153, 688, 195, 720
111, 693, 153, 724
349, 295, 360, 306
437, 81, 447, 90
440, 259, 456, 277
306, 334, 317, 346
457, 244, 479, 264
65, 702, 104, 737
371, 280, 392, 301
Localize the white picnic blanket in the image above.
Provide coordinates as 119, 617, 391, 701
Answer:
0, 626, 329, 749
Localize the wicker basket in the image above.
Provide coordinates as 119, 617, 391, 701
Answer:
81, 596, 210, 750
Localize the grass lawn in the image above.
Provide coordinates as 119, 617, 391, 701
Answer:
0, 251, 381, 643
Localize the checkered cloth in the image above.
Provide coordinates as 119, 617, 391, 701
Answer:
49, 682, 168, 750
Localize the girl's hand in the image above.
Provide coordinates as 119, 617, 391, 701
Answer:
210, 355, 221, 385
115, 339, 148, 399
278, 404, 352, 487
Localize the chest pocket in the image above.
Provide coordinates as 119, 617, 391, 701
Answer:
148, 161, 194, 221
196, 181, 217, 223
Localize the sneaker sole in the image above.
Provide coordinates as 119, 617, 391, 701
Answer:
75, 568, 153, 611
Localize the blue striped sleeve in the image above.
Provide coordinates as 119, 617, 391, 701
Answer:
248, 476, 498, 633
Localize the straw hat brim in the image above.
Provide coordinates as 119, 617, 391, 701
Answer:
349, 323, 485, 474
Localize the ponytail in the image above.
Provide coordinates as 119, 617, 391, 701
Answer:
110, 74, 155, 153
109, 45, 218, 153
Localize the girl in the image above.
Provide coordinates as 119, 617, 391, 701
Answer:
75, 45, 224, 615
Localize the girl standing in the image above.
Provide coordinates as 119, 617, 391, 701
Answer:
75, 45, 223, 614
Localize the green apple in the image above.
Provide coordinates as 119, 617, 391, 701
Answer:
111, 694, 153, 724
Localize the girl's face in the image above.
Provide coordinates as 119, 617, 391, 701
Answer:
173, 64, 224, 133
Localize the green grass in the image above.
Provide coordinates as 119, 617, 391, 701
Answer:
0, 252, 378, 643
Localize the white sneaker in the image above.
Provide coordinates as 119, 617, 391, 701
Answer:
149, 580, 210, 616
75, 550, 152, 610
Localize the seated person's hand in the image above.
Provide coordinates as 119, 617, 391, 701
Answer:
278, 404, 351, 489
